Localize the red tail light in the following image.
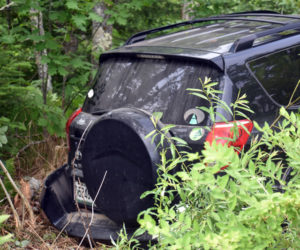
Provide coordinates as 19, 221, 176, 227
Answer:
205, 120, 253, 169
206, 119, 253, 151
66, 108, 82, 149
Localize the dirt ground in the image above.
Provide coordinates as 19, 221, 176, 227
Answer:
0, 136, 111, 249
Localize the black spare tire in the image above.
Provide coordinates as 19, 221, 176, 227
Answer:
81, 108, 164, 226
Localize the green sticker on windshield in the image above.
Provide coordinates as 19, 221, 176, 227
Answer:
189, 127, 204, 141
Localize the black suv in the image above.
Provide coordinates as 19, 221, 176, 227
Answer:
41, 11, 300, 241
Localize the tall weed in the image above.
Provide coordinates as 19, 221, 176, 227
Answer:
115, 78, 300, 249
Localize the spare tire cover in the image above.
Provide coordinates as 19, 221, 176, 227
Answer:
81, 108, 163, 226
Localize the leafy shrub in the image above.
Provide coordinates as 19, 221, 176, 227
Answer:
190, 0, 300, 18
115, 79, 300, 249
0, 84, 66, 199
136, 116, 300, 249
0, 84, 66, 161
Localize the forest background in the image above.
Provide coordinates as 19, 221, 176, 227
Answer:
0, 0, 300, 248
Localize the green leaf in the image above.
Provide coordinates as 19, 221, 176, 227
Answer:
70, 57, 85, 69
89, 12, 103, 22
211, 212, 221, 221
115, 16, 127, 26
0, 135, 8, 145
145, 130, 156, 139
153, 112, 163, 121
49, 11, 68, 22
0, 126, 8, 134
207, 217, 213, 231
151, 133, 158, 144
58, 67, 68, 76
249, 160, 256, 175
253, 121, 263, 131
48, 65, 57, 76
229, 196, 237, 211
45, 39, 59, 50
172, 137, 187, 145
0, 215, 9, 224
218, 175, 229, 189
215, 111, 228, 123
161, 124, 176, 131
186, 88, 204, 92
177, 171, 190, 181
170, 143, 176, 159
0, 234, 12, 245
198, 106, 210, 114
205, 81, 219, 88
280, 107, 290, 119
1, 35, 15, 44
27, 34, 44, 43
72, 15, 88, 31
37, 118, 47, 127
159, 133, 165, 147
66, 0, 79, 10
189, 92, 208, 100
41, 55, 51, 64
185, 216, 192, 228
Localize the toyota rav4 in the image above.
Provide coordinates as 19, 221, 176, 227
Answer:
41, 11, 300, 241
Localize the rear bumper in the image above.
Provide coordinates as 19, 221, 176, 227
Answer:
40, 164, 151, 241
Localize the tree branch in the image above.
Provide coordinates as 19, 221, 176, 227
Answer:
0, 1, 14, 11
0, 160, 35, 225
15, 139, 47, 159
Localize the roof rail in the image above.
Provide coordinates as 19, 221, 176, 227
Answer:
224, 12, 300, 20
225, 10, 279, 15
230, 20, 300, 52
125, 16, 286, 45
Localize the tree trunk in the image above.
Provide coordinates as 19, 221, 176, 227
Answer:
92, 3, 112, 67
182, 0, 190, 20
30, 8, 52, 104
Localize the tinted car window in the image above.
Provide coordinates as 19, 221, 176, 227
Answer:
249, 45, 300, 106
84, 56, 220, 124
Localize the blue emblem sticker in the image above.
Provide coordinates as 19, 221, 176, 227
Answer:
184, 108, 205, 125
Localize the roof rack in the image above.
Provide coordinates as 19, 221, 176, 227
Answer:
225, 10, 279, 15
125, 16, 286, 45
230, 20, 300, 52
224, 12, 300, 20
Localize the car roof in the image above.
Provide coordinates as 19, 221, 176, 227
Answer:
126, 13, 300, 54
103, 12, 300, 71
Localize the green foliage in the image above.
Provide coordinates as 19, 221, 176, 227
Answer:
0, 0, 96, 160
115, 79, 300, 249
189, 0, 300, 18
0, 84, 65, 158
111, 225, 142, 249
188, 77, 254, 123
0, 215, 13, 246
188, 77, 232, 123
106, 0, 182, 47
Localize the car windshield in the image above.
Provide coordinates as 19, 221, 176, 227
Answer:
83, 56, 221, 125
